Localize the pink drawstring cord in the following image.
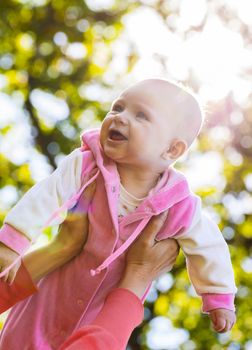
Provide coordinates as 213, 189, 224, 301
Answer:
90, 216, 151, 276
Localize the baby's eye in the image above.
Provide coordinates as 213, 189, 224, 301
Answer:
136, 111, 148, 120
112, 104, 123, 112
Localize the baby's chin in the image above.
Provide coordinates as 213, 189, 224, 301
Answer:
102, 148, 131, 166
102, 143, 120, 161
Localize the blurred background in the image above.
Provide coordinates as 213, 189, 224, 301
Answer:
0, 0, 252, 349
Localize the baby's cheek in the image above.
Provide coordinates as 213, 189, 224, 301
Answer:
99, 127, 107, 148
100, 118, 111, 140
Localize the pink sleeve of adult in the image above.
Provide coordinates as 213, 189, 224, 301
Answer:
0, 261, 38, 314
60, 288, 144, 350
0, 224, 31, 255
201, 293, 235, 313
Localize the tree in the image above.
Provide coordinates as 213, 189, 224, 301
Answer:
1, 0, 252, 349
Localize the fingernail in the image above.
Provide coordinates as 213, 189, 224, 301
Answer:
160, 212, 168, 220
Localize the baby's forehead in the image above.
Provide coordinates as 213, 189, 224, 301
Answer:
122, 80, 189, 102
119, 81, 192, 116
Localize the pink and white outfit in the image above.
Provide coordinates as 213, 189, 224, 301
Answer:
0, 129, 236, 349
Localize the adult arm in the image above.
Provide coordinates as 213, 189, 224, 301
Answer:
59, 288, 143, 350
0, 182, 95, 313
0, 232, 88, 314
60, 213, 179, 350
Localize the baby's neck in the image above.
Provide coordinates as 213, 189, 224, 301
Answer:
117, 164, 162, 198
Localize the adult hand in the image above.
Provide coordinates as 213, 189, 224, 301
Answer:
119, 212, 179, 298
23, 181, 96, 283
0, 243, 21, 285
53, 180, 96, 255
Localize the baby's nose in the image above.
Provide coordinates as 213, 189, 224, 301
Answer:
114, 113, 128, 125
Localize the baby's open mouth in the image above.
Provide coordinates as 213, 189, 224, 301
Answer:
109, 130, 128, 141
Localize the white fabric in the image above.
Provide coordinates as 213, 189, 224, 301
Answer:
4, 149, 83, 241
118, 183, 145, 218
178, 202, 237, 294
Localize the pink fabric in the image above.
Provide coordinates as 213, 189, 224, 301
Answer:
0, 224, 31, 279
0, 130, 198, 349
61, 326, 120, 350
155, 185, 198, 240
60, 288, 143, 350
90, 217, 151, 276
0, 224, 30, 255
201, 293, 235, 313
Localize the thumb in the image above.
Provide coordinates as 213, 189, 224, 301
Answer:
68, 181, 96, 219
78, 180, 96, 212
144, 211, 168, 242
83, 181, 96, 200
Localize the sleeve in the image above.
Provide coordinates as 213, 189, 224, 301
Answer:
0, 149, 83, 255
177, 203, 237, 313
0, 261, 38, 314
59, 288, 144, 350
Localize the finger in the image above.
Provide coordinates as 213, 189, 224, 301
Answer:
143, 211, 168, 241
72, 181, 96, 215
223, 320, 234, 333
83, 181, 96, 199
0, 265, 8, 282
166, 253, 179, 272
160, 238, 179, 252
223, 321, 231, 333
3, 271, 9, 283
210, 311, 217, 325
158, 259, 176, 275
218, 322, 229, 333
215, 318, 226, 332
7, 268, 16, 285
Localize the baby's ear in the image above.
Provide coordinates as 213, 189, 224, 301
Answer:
164, 139, 188, 160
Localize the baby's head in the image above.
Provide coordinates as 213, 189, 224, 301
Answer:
100, 78, 203, 172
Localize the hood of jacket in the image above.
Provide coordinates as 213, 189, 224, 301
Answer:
79, 129, 198, 280
80, 128, 193, 214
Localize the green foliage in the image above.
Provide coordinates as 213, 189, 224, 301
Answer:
1, 1, 252, 349
0, 0, 134, 168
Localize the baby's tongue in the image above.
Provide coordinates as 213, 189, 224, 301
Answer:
111, 131, 126, 140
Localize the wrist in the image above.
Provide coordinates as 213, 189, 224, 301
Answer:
118, 267, 151, 299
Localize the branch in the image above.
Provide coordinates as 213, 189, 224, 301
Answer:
24, 97, 57, 169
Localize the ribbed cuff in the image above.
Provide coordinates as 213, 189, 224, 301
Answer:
201, 293, 235, 313
0, 224, 30, 255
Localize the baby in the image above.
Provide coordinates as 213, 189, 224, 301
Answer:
0, 79, 237, 349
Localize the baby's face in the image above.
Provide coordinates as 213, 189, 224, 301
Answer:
100, 80, 178, 170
